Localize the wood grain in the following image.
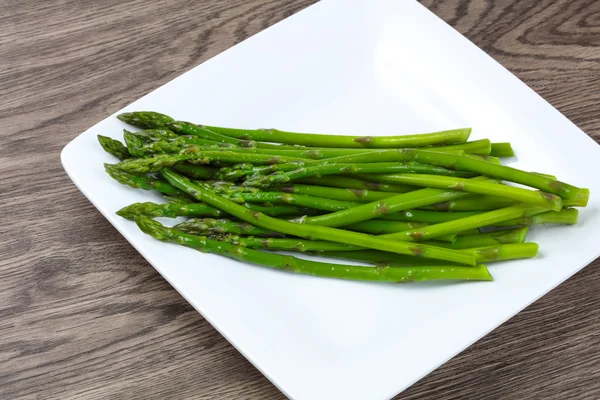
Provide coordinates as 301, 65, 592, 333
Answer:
0, 0, 598, 399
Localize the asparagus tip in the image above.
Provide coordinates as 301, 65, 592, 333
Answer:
134, 215, 173, 241
98, 135, 130, 159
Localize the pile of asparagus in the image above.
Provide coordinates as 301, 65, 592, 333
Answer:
99, 111, 589, 283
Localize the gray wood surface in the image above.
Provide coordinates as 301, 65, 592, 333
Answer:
1, 0, 599, 399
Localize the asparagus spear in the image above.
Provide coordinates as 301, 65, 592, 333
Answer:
301, 177, 492, 227
380, 204, 548, 242
241, 203, 321, 217
104, 164, 189, 197
161, 169, 477, 265
175, 218, 284, 237
341, 220, 427, 234
466, 154, 501, 164
219, 191, 359, 212
209, 234, 535, 263
378, 149, 586, 201
315, 243, 538, 266
168, 121, 303, 150
495, 208, 578, 226
173, 164, 218, 179
341, 221, 457, 241
378, 210, 483, 223
113, 151, 307, 173
163, 195, 190, 206
297, 176, 417, 193
433, 227, 530, 249
208, 234, 359, 251
425, 139, 492, 155
422, 195, 517, 211
174, 216, 456, 242
137, 138, 232, 155
135, 216, 491, 282
422, 193, 586, 211
277, 184, 397, 203
244, 162, 474, 187
208, 233, 448, 252
146, 138, 492, 158
208, 126, 473, 148
326, 173, 563, 211
117, 201, 316, 220
98, 135, 131, 159
118, 202, 224, 220
490, 143, 515, 158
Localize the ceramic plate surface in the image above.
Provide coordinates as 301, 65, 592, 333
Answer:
62, 0, 600, 398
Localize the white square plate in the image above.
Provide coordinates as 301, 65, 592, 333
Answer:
61, 0, 600, 398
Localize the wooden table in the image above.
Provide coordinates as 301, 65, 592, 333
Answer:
2, 1, 599, 398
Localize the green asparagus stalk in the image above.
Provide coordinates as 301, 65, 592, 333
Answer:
191, 123, 473, 148
167, 121, 252, 147
441, 227, 530, 249
422, 195, 517, 211
494, 208, 578, 226
378, 210, 483, 223
422, 193, 585, 211
98, 135, 131, 159
175, 218, 285, 237
173, 164, 219, 179
301, 177, 492, 227
120, 112, 476, 148
209, 234, 535, 263
117, 201, 317, 220
168, 121, 304, 150
208, 232, 447, 252
425, 139, 492, 155
380, 204, 548, 242
332, 173, 563, 211
163, 195, 190, 206
209, 234, 357, 251
466, 154, 501, 164
364, 149, 586, 201
297, 176, 417, 193
138, 138, 233, 155
113, 151, 306, 173
104, 164, 189, 197
490, 143, 515, 158
341, 220, 427, 234
135, 216, 491, 282
161, 169, 477, 265
242, 203, 321, 217
340, 220, 457, 241
145, 138, 492, 158
220, 191, 359, 212
315, 243, 538, 266
244, 162, 474, 187
195, 180, 262, 195
277, 184, 397, 203
214, 150, 471, 182
118, 202, 224, 220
